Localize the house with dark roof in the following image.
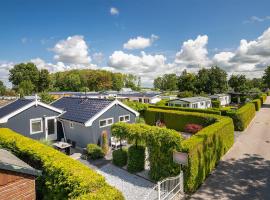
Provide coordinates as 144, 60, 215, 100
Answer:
0, 97, 63, 141
168, 96, 212, 109
51, 97, 139, 147
117, 92, 161, 104
0, 149, 40, 200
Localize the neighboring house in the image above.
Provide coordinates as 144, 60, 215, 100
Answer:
118, 92, 162, 104
51, 97, 139, 148
0, 149, 40, 200
167, 96, 212, 109
210, 94, 231, 106
0, 98, 63, 141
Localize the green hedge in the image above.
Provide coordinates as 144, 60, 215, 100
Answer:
127, 145, 145, 173
112, 148, 128, 167
145, 108, 217, 131
112, 123, 183, 180
181, 116, 234, 192
148, 105, 221, 115
260, 94, 267, 104
252, 99, 261, 111
0, 128, 123, 200
225, 103, 256, 131
211, 100, 221, 108
87, 144, 105, 160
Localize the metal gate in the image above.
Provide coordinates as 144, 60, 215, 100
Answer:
144, 171, 184, 200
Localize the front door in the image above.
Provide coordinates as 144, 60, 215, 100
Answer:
45, 117, 57, 140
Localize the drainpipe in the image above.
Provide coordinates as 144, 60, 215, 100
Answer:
59, 119, 67, 142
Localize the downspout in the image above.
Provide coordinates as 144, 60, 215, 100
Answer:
59, 119, 67, 142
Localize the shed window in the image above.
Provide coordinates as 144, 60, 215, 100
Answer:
99, 118, 114, 128
119, 115, 130, 122
30, 118, 43, 134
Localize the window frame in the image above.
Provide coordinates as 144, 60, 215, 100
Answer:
30, 118, 43, 135
119, 114, 130, 122
99, 118, 114, 128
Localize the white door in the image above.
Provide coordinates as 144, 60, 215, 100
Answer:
45, 117, 57, 140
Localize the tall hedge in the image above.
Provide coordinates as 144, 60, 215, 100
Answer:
148, 105, 221, 115
252, 99, 261, 111
260, 94, 267, 104
225, 103, 256, 131
0, 128, 123, 200
211, 100, 221, 108
127, 145, 145, 173
145, 108, 217, 131
181, 116, 234, 192
112, 123, 183, 180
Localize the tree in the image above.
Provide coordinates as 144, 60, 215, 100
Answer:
178, 70, 197, 93
65, 73, 81, 91
0, 81, 6, 95
39, 92, 54, 104
9, 63, 39, 90
18, 80, 34, 96
112, 73, 124, 91
153, 74, 178, 91
263, 66, 270, 88
153, 77, 163, 90
38, 69, 50, 92
228, 75, 249, 92
206, 66, 228, 94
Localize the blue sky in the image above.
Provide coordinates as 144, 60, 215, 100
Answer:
1, 0, 270, 87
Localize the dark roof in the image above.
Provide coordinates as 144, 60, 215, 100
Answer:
118, 92, 159, 98
169, 96, 211, 103
52, 97, 114, 123
0, 149, 40, 176
0, 99, 32, 119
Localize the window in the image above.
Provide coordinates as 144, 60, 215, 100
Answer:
119, 115, 130, 122
70, 122, 74, 129
30, 118, 43, 134
99, 118, 114, 128
192, 103, 198, 108
201, 102, 204, 106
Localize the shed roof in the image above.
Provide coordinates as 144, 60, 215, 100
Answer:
0, 149, 40, 176
170, 96, 211, 103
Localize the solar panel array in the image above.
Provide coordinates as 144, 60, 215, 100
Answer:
0, 99, 32, 119
52, 97, 113, 123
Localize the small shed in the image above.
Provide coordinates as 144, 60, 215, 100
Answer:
0, 149, 40, 200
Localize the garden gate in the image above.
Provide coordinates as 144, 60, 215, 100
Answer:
144, 171, 184, 200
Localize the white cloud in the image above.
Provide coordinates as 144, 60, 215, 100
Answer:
92, 52, 104, 64
123, 34, 159, 50
52, 35, 91, 65
243, 16, 270, 24
0, 62, 14, 87
110, 7, 119, 15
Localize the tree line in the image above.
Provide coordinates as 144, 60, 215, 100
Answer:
154, 66, 270, 95
6, 62, 140, 96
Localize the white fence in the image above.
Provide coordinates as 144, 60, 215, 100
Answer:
144, 171, 184, 200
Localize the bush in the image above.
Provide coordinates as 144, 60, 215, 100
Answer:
87, 144, 105, 160
0, 128, 123, 200
112, 148, 128, 167
225, 103, 256, 131
182, 117, 234, 192
101, 131, 109, 154
252, 99, 261, 111
184, 123, 203, 134
127, 145, 145, 173
260, 94, 267, 104
148, 105, 221, 115
211, 100, 221, 108
145, 108, 217, 131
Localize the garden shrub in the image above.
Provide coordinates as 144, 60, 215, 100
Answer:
148, 105, 221, 115
225, 103, 255, 131
127, 145, 145, 173
101, 131, 109, 154
211, 100, 221, 108
112, 148, 128, 167
145, 108, 217, 131
87, 144, 105, 160
184, 123, 203, 134
260, 93, 267, 104
267, 91, 270, 96
112, 123, 183, 180
252, 99, 261, 111
0, 128, 123, 200
182, 116, 234, 192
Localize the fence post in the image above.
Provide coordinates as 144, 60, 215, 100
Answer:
180, 170, 184, 194
158, 181, 161, 200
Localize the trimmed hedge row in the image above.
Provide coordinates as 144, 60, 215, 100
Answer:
260, 93, 267, 104
252, 99, 261, 111
145, 108, 217, 131
211, 100, 221, 108
225, 103, 256, 131
0, 128, 123, 200
127, 145, 145, 173
148, 105, 221, 115
181, 116, 234, 192
112, 148, 128, 167
112, 123, 183, 181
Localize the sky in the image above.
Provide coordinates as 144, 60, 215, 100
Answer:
1, 0, 270, 87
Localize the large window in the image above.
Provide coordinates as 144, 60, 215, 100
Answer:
30, 118, 43, 134
192, 103, 198, 108
119, 115, 130, 122
99, 118, 114, 128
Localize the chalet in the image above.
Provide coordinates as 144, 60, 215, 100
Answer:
167, 96, 212, 109
209, 94, 231, 106
118, 92, 161, 104
51, 97, 139, 148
